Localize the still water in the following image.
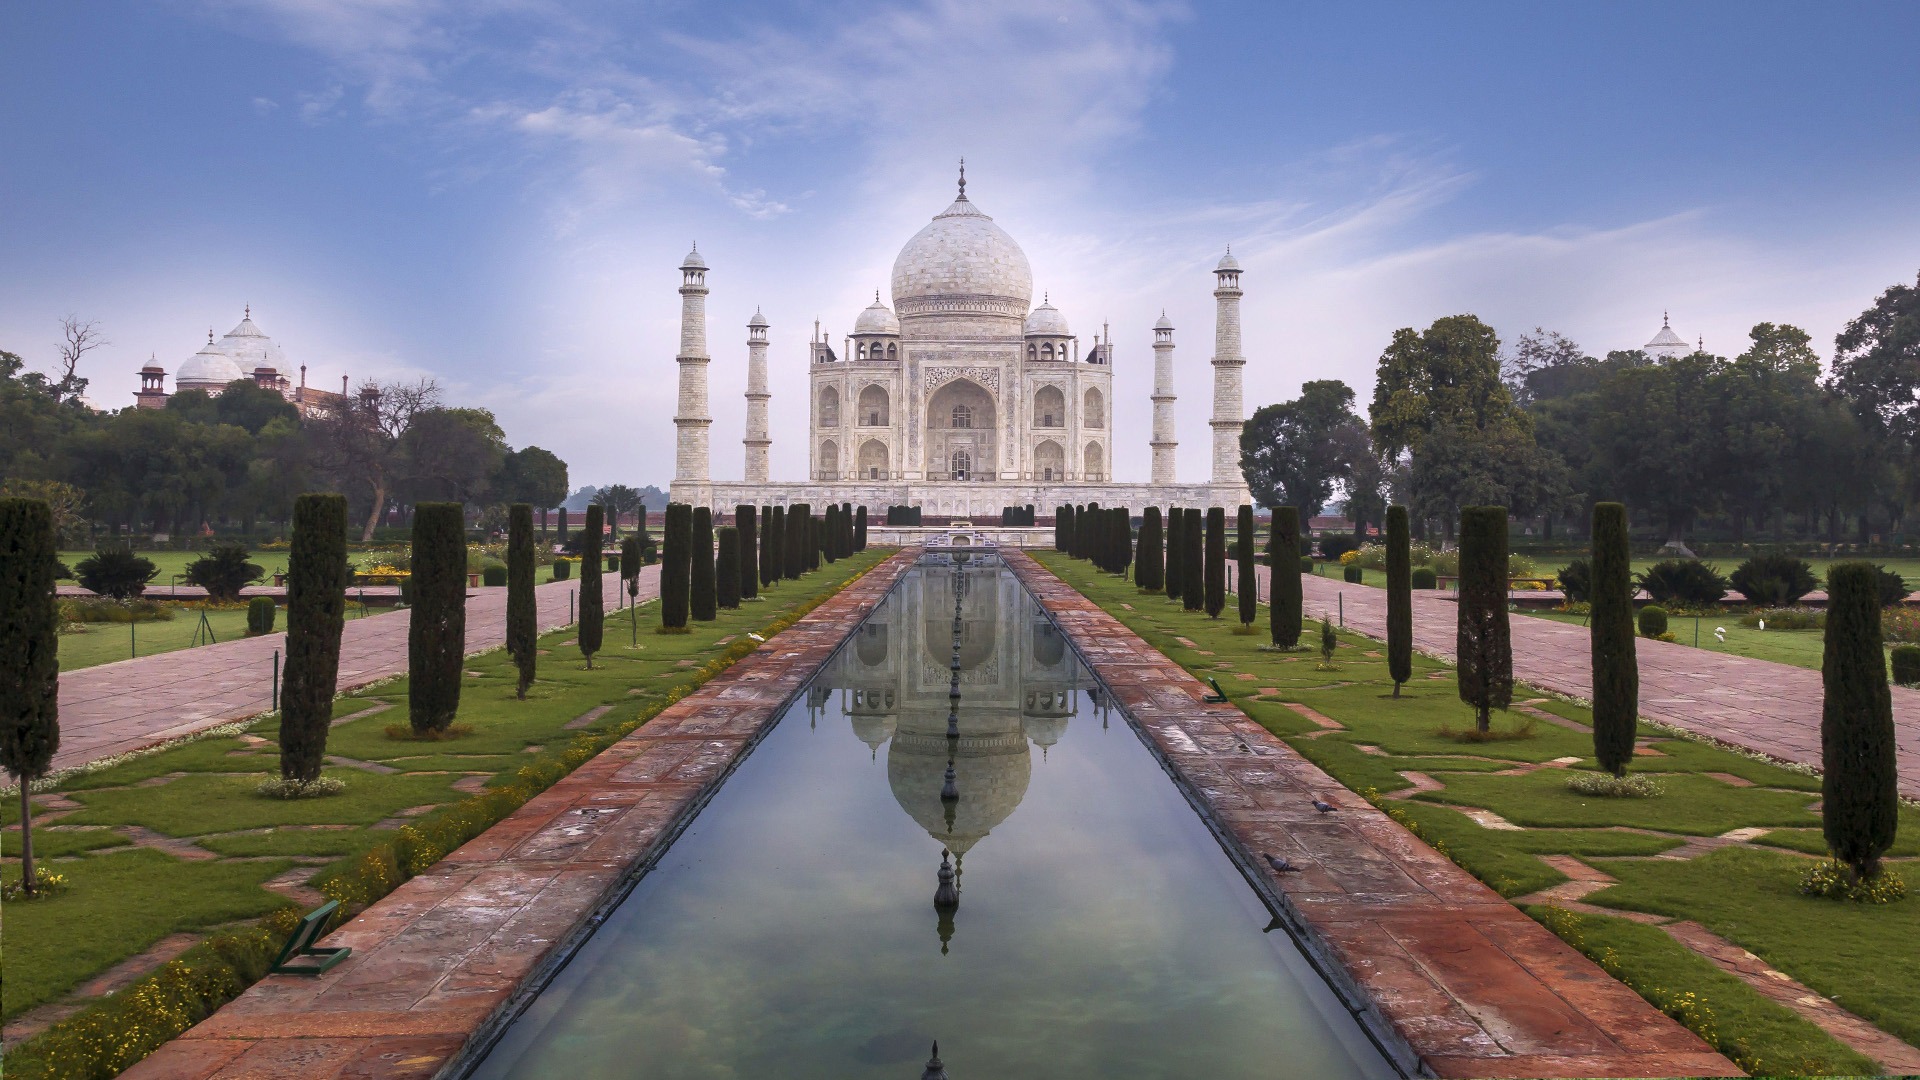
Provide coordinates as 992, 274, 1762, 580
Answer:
469, 562, 1395, 1079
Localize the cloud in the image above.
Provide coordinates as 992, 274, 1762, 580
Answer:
251, 96, 279, 114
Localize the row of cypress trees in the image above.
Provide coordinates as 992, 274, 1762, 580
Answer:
657, 502, 862, 632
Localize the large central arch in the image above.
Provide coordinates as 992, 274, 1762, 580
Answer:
924, 378, 997, 481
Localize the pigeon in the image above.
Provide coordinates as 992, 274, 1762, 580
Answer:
1263, 853, 1302, 873
1311, 798, 1338, 814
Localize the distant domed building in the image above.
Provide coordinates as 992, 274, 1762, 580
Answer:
1644, 312, 1694, 361
132, 307, 350, 417
670, 164, 1253, 516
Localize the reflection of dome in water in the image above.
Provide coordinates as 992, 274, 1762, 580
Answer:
1023, 714, 1069, 751
856, 623, 889, 667
887, 723, 1029, 856
850, 712, 896, 755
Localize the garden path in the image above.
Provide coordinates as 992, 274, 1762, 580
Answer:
1248, 567, 1920, 801
51, 568, 660, 774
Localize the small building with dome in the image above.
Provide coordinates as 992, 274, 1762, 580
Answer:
132, 307, 351, 417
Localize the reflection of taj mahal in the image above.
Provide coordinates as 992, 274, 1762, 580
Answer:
668, 165, 1253, 515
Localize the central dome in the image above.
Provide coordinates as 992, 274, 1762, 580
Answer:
890, 174, 1032, 322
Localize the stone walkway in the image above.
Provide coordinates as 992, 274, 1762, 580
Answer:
121, 553, 913, 1080
1012, 553, 1738, 1079
52, 568, 659, 773
1250, 567, 1920, 801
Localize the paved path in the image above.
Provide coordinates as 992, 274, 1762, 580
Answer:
53, 568, 660, 773
1251, 567, 1920, 800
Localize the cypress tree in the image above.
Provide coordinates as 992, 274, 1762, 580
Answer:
281, 493, 348, 781
0, 498, 59, 896
786, 504, 806, 579
662, 503, 692, 630
1236, 505, 1257, 626
1822, 562, 1899, 883
1270, 506, 1302, 648
717, 527, 741, 609
855, 506, 868, 551
1138, 507, 1164, 591
1386, 504, 1412, 697
579, 504, 605, 666
408, 502, 466, 735
737, 505, 759, 600
1117, 509, 1133, 579
808, 510, 821, 571
691, 505, 717, 621
508, 504, 537, 700
1456, 506, 1512, 733
1056, 504, 1072, 552
1164, 506, 1183, 601
1205, 507, 1227, 618
1183, 508, 1205, 612
762, 505, 783, 588
841, 503, 854, 558
621, 535, 641, 610
557, 505, 568, 541
1589, 502, 1637, 773
823, 505, 840, 564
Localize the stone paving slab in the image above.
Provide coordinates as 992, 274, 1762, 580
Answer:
1013, 552, 1740, 1079
51, 568, 660, 773
121, 552, 914, 1080
1256, 567, 1920, 801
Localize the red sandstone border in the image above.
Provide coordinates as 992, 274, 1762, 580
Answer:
1005, 551, 1742, 1080
122, 551, 917, 1080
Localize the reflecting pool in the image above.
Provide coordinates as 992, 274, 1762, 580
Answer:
469, 563, 1395, 1079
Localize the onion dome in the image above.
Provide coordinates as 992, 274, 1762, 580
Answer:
891, 164, 1033, 321
1022, 295, 1070, 337
1154, 310, 1174, 330
215, 308, 287, 372
175, 329, 246, 390
854, 292, 900, 335
747, 307, 769, 329
1215, 247, 1240, 272
680, 243, 707, 270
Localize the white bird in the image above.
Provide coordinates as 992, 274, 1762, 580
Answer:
1757, 619, 1766, 631
747, 632, 765, 642
1714, 627, 1726, 643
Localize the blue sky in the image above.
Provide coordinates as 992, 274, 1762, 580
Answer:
4, 0, 1917, 489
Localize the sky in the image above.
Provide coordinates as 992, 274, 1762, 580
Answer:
4, 0, 1918, 491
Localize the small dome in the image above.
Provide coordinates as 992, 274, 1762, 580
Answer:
681, 244, 706, 270
1215, 248, 1240, 272
854, 294, 900, 335
1154, 310, 1174, 331
1645, 315, 1689, 351
175, 332, 246, 389
1023, 298, 1069, 337
747, 308, 769, 329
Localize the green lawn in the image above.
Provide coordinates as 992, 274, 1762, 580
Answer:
58, 549, 288, 585
1516, 607, 1895, 671
1038, 552, 1913, 1076
2, 550, 888, 1035
57, 606, 261, 672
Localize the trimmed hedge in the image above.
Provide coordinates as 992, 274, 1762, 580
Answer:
1591, 502, 1638, 777
1386, 505, 1411, 695
736, 505, 758, 601
1638, 605, 1669, 639
1236, 506, 1256, 626
691, 506, 716, 621
246, 597, 276, 637
578, 504, 605, 666
716, 527, 741, 610
1343, 565, 1363, 584
662, 503, 691, 630
1456, 506, 1512, 732
1822, 563, 1899, 882
507, 504, 536, 699
1892, 644, 1920, 687
1204, 507, 1226, 618
1270, 507, 1301, 648
281, 494, 348, 782
1411, 567, 1437, 590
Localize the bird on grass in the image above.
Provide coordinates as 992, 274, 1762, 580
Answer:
1311, 798, 1338, 814
1263, 852, 1303, 873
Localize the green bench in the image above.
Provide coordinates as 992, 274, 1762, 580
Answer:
268, 900, 352, 976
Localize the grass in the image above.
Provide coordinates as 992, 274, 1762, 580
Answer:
1517, 608, 1871, 671
1038, 551, 1914, 1076
58, 605, 263, 672
1, 549, 888, 1031
58, 549, 282, 584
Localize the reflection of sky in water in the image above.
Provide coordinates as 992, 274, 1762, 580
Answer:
469, 566, 1395, 1079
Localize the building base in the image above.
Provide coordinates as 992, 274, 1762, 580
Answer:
672, 480, 1252, 516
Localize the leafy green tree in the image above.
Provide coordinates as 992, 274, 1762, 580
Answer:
500, 446, 570, 534
398, 407, 508, 507
1581, 354, 1725, 546
717, 527, 741, 609
736, 505, 758, 600
507, 504, 536, 700
1821, 563, 1900, 883
662, 503, 691, 630
184, 543, 263, 603
408, 503, 466, 735
593, 484, 644, 540
1829, 271, 1920, 443
579, 504, 604, 666
1241, 380, 1365, 517
281, 494, 348, 782
1269, 507, 1301, 648
1236, 506, 1256, 626
1456, 506, 1512, 733
1386, 505, 1411, 696
76, 541, 157, 598
691, 506, 717, 621
1590, 503, 1638, 776
1204, 507, 1226, 618
1, 498, 59, 895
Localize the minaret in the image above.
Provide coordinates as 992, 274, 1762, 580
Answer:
672, 244, 712, 505
1150, 310, 1177, 484
1209, 249, 1250, 502
743, 308, 771, 483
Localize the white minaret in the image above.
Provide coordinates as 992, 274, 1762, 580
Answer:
671, 244, 712, 503
1209, 249, 1249, 502
1150, 310, 1178, 484
743, 308, 771, 483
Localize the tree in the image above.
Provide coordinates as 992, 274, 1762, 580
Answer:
692, 506, 717, 621
75, 541, 157, 598
1385, 505, 1411, 696
855, 505, 867, 551
1056, 504, 1073, 552
499, 447, 570, 533
1270, 507, 1302, 648
1590, 502, 1637, 776
822, 505, 840, 565
1236, 505, 1256, 627
593, 484, 643, 540
507, 503, 536, 700
662, 503, 691, 630
281, 494, 348, 782
1205, 507, 1226, 618
761, 505, 783, 589
1164, 506, 1183, 602
408, 503, 466, 735
579, 504, 604, 667
1829, 271, 1920, 444
309, 377, 439, 540
1137, 507, 1164, 591
55, 315, 107, 404
1582, 355, 1725, 546
1183, 508, 1204, 613
717, 527, 741, 609
786, 504, 807, 579
1, 498, 59, 895
185, 543, 263, 603
1456, 506, 1512, 732
1241, 380, 1367, 517
398, 407, 508, 508
737, 505, 759, 600
1821, 563, 1900, 884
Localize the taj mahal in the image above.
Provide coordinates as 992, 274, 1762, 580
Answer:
668, 165, 1253, 515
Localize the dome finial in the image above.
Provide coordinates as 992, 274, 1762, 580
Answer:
244, 303, 250, 319
207, 328, 214, 344
1043, 290, 1049, 304
1663, 310, 1670, 327
957, 157, 966, 199
876, 289, 881, 303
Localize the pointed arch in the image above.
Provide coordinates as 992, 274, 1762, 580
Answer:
1083, 386, 1105, 428
1033, 385, 1065, 428
818, 385, 840, 427
1082, 440, 1104, 480
858, 384, 890, 426
1034, 439, 1065, 482
818, 439, 839, 479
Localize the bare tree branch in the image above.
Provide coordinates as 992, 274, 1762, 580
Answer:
56, 315, 108, 402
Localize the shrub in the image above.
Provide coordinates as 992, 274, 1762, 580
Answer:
1566, 772, 1665, 797
246, 597, 276, 636
1299, 557, 1315, 574
1636, 560, 1729, 606
1386, 505, 1411, 696
1343, 565, 1363, 584
1871, 565, 1909, 607
1822, 563, 1899, 884
854, 505, 867, 551
1270, 507, 1302, 649
1319, 534, 1359, 561
1729, 554, 1817, 606
691, 506, 716, 621
507, 504, 536, 700
736, 505, 759, 601
60, 596, 173, 624
662, 503, 691, 629
255, 776, 346, 798
1164, 507, 1183, 601
1204, 507, 1226, 618
1136, 507, 1164, 591
1739, 607, 1822, 630
1182, 508, 1204, 613
1892, 644, 1920, 686
1638, 604, 1669, 638
1456, 506, 1512, 733
1236, 506, 1256, 626
75, 541, 159, 598
1412, 567, 1436, 590
408, 503, 466, 736
184, 543, 263, 602
1557, 558, 1593, 604
716, 526, 741, 609
761, 505, 783, 589
1590, 503, 1639, 779
1799, 858, 1907, 903
282, 494, 349, 783
551, 558, 572, 581
482, 564, 507, 587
